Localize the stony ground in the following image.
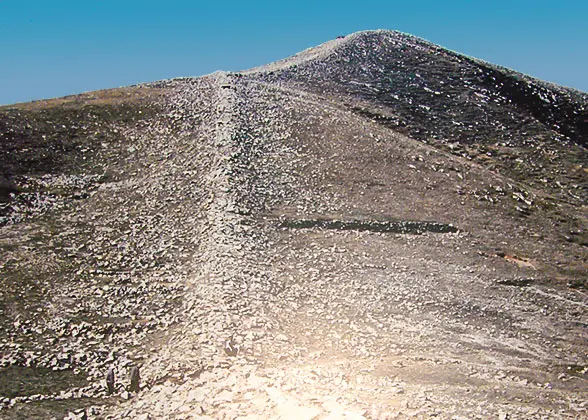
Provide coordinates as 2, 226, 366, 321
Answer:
0, 30, 587, 419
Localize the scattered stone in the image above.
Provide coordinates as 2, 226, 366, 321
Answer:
224, 339, 240, 356
130, 365, 141, 393
106, 367, 115, 394
1, 30, 586, 420
496, 278, 534, 287
213, 389, 234, 405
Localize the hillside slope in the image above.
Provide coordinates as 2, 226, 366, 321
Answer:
0, 30, 586, 419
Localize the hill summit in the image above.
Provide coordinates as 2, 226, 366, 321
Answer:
0, 30, 587, 419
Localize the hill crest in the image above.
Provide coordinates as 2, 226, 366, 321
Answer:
0, 30, 586, 419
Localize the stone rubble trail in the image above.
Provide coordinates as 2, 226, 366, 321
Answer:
102, 72, 374, 419
96, 72, 379, 420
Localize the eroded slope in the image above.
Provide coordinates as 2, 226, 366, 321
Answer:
0, 30, 586, 419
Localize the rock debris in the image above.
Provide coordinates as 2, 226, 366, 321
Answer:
0, 30, 587, 419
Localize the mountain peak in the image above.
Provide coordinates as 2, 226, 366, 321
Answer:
245, 29, 587, 148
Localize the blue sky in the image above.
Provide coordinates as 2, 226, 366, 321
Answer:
1, 0, 586, 105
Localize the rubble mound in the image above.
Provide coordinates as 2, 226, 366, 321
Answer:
0, 31, 587, 419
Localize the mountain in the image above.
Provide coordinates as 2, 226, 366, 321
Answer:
0, 30, 586, 419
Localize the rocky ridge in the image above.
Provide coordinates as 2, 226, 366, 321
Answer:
0, 30, 587, 419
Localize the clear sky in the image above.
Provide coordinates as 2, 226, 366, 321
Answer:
1, 0, 586, 105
